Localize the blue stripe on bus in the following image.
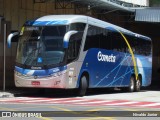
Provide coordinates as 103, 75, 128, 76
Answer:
63, 41, 69, 48
25, 20, 68, 26
15, 66, 67, 77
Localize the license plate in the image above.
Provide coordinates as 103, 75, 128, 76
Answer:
32, 81, 40, 85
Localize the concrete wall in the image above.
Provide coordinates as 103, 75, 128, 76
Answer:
0, 20, 16, 89
0, 0, 126, 31
0, 0, 75, 31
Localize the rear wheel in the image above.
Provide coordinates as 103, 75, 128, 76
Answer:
78, 75, 88, 97
128, 76, 135, 92
135, 78, 141, 92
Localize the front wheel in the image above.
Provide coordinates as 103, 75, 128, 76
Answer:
78, 75, 88, 97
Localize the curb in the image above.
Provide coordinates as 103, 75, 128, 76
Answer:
0, 92, 14, 98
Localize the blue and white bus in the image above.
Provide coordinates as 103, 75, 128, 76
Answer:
8, 15, 152, 96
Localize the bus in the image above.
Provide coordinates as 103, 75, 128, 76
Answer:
7, 15, 152, 96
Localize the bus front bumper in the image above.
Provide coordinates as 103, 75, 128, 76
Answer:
14, 73, 68, 89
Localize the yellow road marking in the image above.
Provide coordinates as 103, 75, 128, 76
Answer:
0, 107, 16, 111
121, 108, 138, 111
87, 108, 114, 111
49, 106, 115, 118
49, 106, 72, 112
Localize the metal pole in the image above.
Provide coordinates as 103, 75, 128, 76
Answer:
3, 23, 6, 91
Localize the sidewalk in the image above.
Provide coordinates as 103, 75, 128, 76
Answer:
0, 91, 14, 98
0, 88, 27, 98
0, 88, 41, 98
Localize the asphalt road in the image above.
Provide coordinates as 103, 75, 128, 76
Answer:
0, 102, 160, 120
0, 88, 160, 120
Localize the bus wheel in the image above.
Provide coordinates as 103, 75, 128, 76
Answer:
135, 78, 141, 92
128, 76, 135, 92
78, 75, 88, 97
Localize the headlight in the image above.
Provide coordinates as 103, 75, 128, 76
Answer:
57, 72, 62, 76
51, 71, 62, 77
15, 71, 22, 76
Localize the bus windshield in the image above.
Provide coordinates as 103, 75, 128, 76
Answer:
16, 26, 67, 67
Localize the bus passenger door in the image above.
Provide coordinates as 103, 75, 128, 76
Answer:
67, 32, 83, 88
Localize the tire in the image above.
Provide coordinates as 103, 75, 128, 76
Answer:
78, 75, 88, 97
135, 78, 141, 92
128, 76, 135, 92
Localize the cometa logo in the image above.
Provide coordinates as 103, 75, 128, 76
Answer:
97, 51, 116, 63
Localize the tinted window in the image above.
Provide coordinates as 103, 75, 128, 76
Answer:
70, 23, 86, 31
111, 32, 127, 52
126, 35, 151, 56
67, 32, 83, 63
99, 29, 112, 50
83, 25, 151, 56
84, 25, 100, 51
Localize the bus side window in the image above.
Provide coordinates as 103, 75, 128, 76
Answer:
125, 35, 151, 56
67, 32, 83, 63
84, 25, 100, 51
70, 23, 86, 31
111, 32, 126, 53
99, 29, 112, 50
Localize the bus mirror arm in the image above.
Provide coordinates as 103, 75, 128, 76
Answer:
7, 32, 19, 48
63, 30, 78, 48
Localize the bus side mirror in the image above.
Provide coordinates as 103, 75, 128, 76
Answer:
63, 30, 78, 48
7, 32, 19, 48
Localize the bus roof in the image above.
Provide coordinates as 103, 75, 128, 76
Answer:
25, 15, 151, 41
